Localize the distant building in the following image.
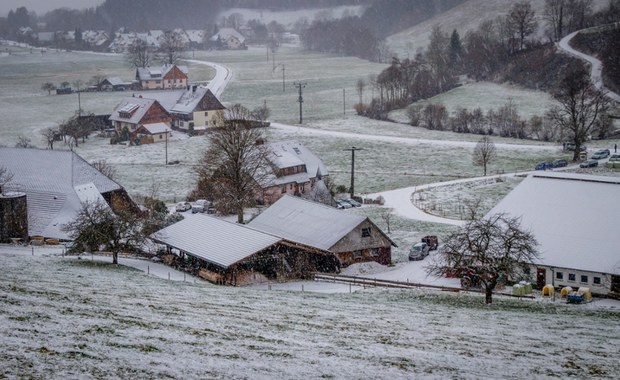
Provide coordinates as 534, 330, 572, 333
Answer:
135, 64, 188, 90
109, 96, 172, 144
260, 140, 329, 205
210, 28, 247, 50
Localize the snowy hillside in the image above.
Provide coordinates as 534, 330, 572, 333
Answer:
1, 252, 619, 378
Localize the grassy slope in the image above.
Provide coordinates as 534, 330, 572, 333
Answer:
1, 253, 619, 379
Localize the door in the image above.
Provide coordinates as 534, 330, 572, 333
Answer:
536, 268, 546, 289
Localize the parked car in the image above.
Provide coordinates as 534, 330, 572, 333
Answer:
579, 159, 598, 168
191, 199, 211, 213
564, 142, 587, 152
421, 235, 439, 250
535, 162, 554, 170
175, 201, 191, 212
408, 242, 430, 261
591, 149, 610, 159
344, 198, 362, 207
553, 159, 568, 168
336, 199, 352, 209
606, 154, 620, 168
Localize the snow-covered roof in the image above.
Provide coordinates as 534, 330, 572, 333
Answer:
104, 77, 128, 86
210, 28, 246, 43
141, 123, 171, 134
151, 214, 283, 268
0, 148, 123, 239
486, 172, 620, 275
137, 87, 225, 115
136, 65, 188, 81
109, 96, 163, 125
265, 140, 328, 186
248, 195, 367, 251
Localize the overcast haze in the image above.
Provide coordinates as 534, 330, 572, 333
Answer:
0, 0, 104, 17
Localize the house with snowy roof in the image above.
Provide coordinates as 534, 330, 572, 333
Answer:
0, 148, 134, 242
101, 77, 132, 91
260, 140, 329, 205
486, 172, 620, 296
210, 28, 247, 50
150, 213, 340, 285
109, 96, 172, 145
248, 195, 395, 267
139, 86, 226, 132
135, 64, 188, 90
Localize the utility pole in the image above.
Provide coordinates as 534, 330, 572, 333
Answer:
344, 147, 364, 199
274, 63, 285, 92
294, 81, 306, 124
343, 88, 346, 117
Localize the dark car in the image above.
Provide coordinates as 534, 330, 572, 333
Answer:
421, 235, 439, 250
579, 159, 598, 168
553, 159, 568, 168
535, 162, 554, 170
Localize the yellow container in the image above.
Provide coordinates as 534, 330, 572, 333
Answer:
560, 286, 573, 298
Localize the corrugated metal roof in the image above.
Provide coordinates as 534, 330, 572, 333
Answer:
151, 214, 283, 268
248, 195, 366, 251
486, 172, 620, 275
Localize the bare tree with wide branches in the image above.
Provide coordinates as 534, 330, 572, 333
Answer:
127, 38, 152, 69
427, 213, 539, 304
549, 63, 608, 161
508, 1, 538, 51
62, 201, 145, 265
158, 30, 187, 65
192, 104, 270, 224
472, 136, 497, 176
41, 127, 59, 149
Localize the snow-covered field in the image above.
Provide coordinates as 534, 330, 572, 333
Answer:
1, 250, 619, 379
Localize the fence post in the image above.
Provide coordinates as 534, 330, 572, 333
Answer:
147, 265, 149, 274
168, 272, 170, 280
302, 284, 304, 292
184, 274, 186, 282
32, 247, 34, 256
349, 283, 351, 293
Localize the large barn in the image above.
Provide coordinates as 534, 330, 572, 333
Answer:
486, 172, 620, 296
150, 214, 340, 285
248, 195, 395, 267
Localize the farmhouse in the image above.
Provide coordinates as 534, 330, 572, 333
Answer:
109, 96, 172, 144
248, 195, 395, 267
210, 28, 247, 50
150, 214, 340, 285
486, 172, 620, 297
135, 64, 188, 90
139, 86, 226, 132
0, 148, 133, 242
261, 140, 329, 205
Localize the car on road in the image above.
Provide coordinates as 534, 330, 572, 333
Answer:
344, 198, 362, 207
579, 159, 598, 168
191, 199, 211, 213
591, 149, 610, 159
535, 162, 554, 170
175, 201, 191, 212
421, 235, 439, 250
408, 242, 430, 261
553, 159, 568, 168
336, 200, 352, 209
606, 154, 620, 168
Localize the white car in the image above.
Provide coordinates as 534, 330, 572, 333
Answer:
175, 201, 191, 212
408, 242, 430, 261
191, 199, 211, 213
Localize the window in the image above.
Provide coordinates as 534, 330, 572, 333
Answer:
593, 277, 601, 285
568, 273, 576, 282
353, 250, 362, 258
580, 275, 588, 283
361, 227, 371, 237
556, 272, 563, 280
204, 111, 208, 116
281, 186, 286, 194
370, 248, 379, 257
159, 135, 162, 139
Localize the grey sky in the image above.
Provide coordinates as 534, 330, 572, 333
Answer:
1, 0, 104, 17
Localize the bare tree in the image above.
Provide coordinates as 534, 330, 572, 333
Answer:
0, 166, 14, 194
544, 0, 565, 41
127, 38, 152, 68
41, 127, 59, 149
508, 1, 538, 51
356, 78, 366, 105
158, 30, 187, 65
15, 136, 34, 148
62, 201, 145, 265
251, 104, 271, 127
41, 82, 56, 95
426, 213, 539, 304
72, 79, 84, 92
192, 104, 270, 224
472, 136, 497, 176
91, 160, 117, 181
549, 63, 608, 160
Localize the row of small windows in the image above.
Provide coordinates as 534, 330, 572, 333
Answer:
556, 271, 601, 285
